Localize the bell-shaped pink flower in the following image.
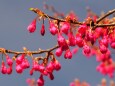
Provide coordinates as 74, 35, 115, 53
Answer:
68, 32, 76, 46
49, 22, 58, 35
83, 45, 91, 55
60, 22, 70, 35
55, 47, 63, 57
75, 35, 84, 47
6, 55, 13, 66
1, 61, 7, 74
99, 44, 107, 54
46, 62, 54, 73
48, 73, 54, 80
99, 36, 108, 47
7, 66, 12, 74
37, 75, 44, 86
40, 24, 45, 36
27, 19, 36, 33
110, 42, 115, 49
64, 49, 72, 59
33, 61, 39, 71
57, 33, 66, 47
53, 60, 61, 71
16, 54, 25, 65
16, 64, 23, 74
21, 59, 30, 69
78, 24, 87, 35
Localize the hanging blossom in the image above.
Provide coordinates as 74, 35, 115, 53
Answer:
27, 19, 36, 33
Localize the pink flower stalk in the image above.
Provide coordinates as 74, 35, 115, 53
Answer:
27, 19, 36, 33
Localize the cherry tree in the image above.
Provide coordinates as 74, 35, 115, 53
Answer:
0, 1, 115, 86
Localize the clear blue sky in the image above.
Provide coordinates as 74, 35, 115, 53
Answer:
0, 0, 115, 86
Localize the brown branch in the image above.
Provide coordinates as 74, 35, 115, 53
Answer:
0, 45, 59, 56
29, 8, 83, 25
96, 9, 115, 23
96, 23, 115, 27
0, 8, 115, 58
46, 14, 83, 25
29, 8, 115, 28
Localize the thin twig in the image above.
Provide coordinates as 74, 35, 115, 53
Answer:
30, 8, 115, 27
29, 8, 83, 25
96, 9, 115, 23
0, 45, 59, 56
96, 23, 115, 27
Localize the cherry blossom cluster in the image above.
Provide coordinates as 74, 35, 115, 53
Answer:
27, 8, 115, 79
0, 48, 61, 86
1, 55, 13, 74
26, 78, 115, 86
0, 7, 115, 86
69, 78, 115, 86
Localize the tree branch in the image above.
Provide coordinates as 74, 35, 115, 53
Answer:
96, 23, 115, 27
0, 45, 59, 56
29, 8, 83, 25
96, 9, 115, 23
0, 8, 115, 57
29, 8, 115, 28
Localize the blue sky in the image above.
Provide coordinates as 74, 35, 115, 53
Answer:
0, 0, 115, 86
